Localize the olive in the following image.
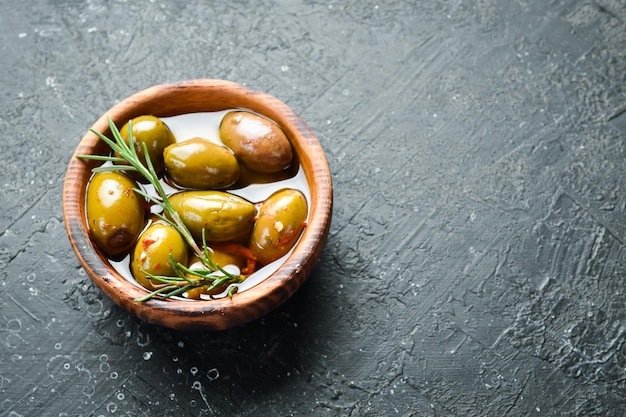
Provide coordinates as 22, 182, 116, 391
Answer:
131, 221, 188, 291
168, 191, 256, 242
207, 246, 248, 270
86, 171, 145, 258
219, 111, 293, 174
163, 137, 240, 189
184, 250, 246, 299
249, 188, 307, 266
184, 257, 211, 300
119, 115, 176, 174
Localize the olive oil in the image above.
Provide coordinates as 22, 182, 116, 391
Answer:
108, 110, 310, 299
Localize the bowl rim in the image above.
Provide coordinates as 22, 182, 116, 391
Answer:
62, 79, 332, 331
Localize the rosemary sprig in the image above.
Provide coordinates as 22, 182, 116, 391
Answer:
77, 117, 243, 301
133, 254, 243, 302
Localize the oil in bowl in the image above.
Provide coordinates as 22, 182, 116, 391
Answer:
105, 110, 312, 300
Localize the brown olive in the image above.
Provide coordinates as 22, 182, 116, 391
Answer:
86, 171, 145, 258
131, 221, 188, 291
219, 111, 293, 173
164, 137, 240, 189
249, 188, 307, 265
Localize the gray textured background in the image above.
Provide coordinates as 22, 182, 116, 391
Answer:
2, 0, 626, 415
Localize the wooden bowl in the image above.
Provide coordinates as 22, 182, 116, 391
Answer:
63, 79, 332, 331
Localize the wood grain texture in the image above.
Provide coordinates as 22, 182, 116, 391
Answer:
62, 79, 333, 330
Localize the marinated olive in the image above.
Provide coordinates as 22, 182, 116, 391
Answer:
184, 250, 247, 299
219, 111, 293, 173
86, 171, 145, 258
168, 191, 256, 242
119, 115, 176, 174
208, 246, 248, 271
249, 188, 307, 265
131, 221, 188, 291
164, 137, 240, 189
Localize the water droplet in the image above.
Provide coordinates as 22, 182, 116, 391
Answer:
117, 392, 125, 400
110, 372, 118, 380
54, 343, 62, 350
207, 368, 219, 381
83, 384, 96, 396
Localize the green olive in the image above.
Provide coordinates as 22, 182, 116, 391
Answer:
86, 171, 145, 258
131, 221, 188, 291
168, 191, 256, 242
249, 188, 307, 265
219, 111, 293, 174
164, 137, 240, 189
184, 249, 247, 299
119, 115, 176, 174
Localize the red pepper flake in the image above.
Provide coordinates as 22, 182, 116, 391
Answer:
278, 229, 298, 246
142, 238, 157, 251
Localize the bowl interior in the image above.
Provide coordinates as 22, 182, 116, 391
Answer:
63, 79, 332, 331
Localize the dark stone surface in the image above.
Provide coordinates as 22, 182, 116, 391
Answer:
2, 0, 626, 415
